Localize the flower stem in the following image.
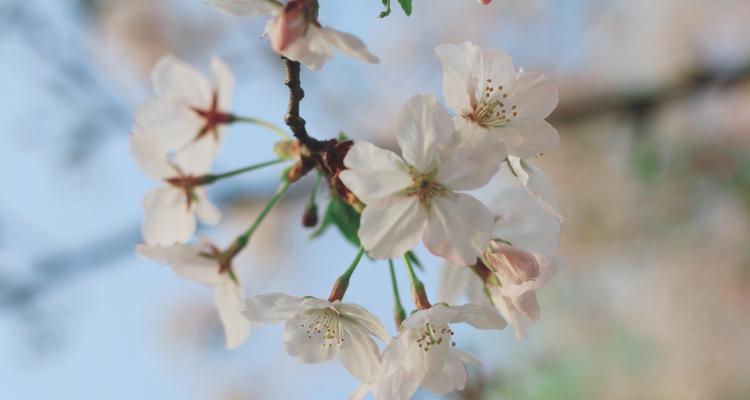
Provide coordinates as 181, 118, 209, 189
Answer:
201, 159, 286, 185
230, 115, 291, 140
221, 173, 291, 262
328, 246, 365, 302
403, 254, 431, 310
388, 259, 407, 327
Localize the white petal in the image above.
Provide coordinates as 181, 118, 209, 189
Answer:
373, 364, 422, 400
435, 43, 474, 113
141, 186, 196, 246
320, 26, 379, 64
283, 317, 337, 363
358, 196, 427, 260
134, 99, 203, 151
194, 189, 222, 226
396, 94, 455, 171
400, 305, 458, 330
336, 302, 390, 342
495, 254, 560, 298
349, 385, 371, 400
423, 193, 493, 266
435, 128, 505, 191
340, 142, 412, 205
449, 304, 506, 330
421, 349, 469, 395
207, 0, 281, 16
172, 135, 219, 175
507, 118, 560, 158
438, 263, 474, 305
243, 293, 306, 323
136, 243, 223, 286
513, 290, 540, 321
211, 56, 235, 111
130, 129, 174, 179
523, 161, 564, 221
272, 19, 333, 71
151, 55, 212, 107
214, 278, 251, 349
509, 70, 558, 119
340, 324, 382, 383
476, 47, 516, 100
488, 288, 529, 340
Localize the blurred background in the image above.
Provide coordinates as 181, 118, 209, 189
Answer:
1, 0, 750, 398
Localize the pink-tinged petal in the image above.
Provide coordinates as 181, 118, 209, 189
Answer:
214, 278, 251, 349
130, 130, 174, 180
136, 243, 223, 286
320, 26, 379, 64
396, 94, 455, 172
141, 187, 196, 246
507, 118, 560, 158
435, 127, 505, 191
194, 189, 222, 226
210, 56, 235, 111
243, 293, 306, 322
488, 289, 529, 340
449, 304, 506, 329
283, 317, 337, 363
495, 254, 561, 298
340, 324, 382, 383
423, 193, 493, 266
269, 18, 332, 71
513, 290, 540, 321
358, 196, 427, 260
207, 0, 282, 16
134, 99, 203, 151
435, 43, 474, 113
510, 71, 558, 119
340, 141, 412, 205
172, 136, 219, 175
151, 55, 212, 107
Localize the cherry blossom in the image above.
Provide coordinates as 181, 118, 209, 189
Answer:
208, 0, 379, 70
439, 181, 564, 339
136, 241, 251, 349
372, 304, 505, 399
435, 41, 559, 158
339, 94, 505, 266
243, 293, 390, 384
507, 156, 564, 221
135, 55, 235, 152
130, 129, 221, 246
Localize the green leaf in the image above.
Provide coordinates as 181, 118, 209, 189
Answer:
379, 0, 392, 18
310, 193, 361, 247
397, 0, 412, 16
405, 251, 423, 271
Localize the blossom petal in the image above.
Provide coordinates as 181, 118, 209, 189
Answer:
194, 189, 222, 226
340, 142, 412, 205
510, 70, 558, 119
336, 302, 390, 342
136, 243, 222, 286
270, 19, 332, 71
243, 293, 306, 323
172, 136, 219, 175
449, 304, 506, 329
134, 99, 203, 151
214, 278, 251, 349
436, 128, 505, 191
423, 193, 493, 266
400, 305, 458, 330
340, 325, 382, 383
358, 196, 427, 260
435, 43, 474, 113
495, 254, 561, 298
396, 94, 455, 171
320, 26, 379, 64
211, 56, 235, 110
283, 317, 337, 363
141, 186, 196, 246
421, 349, 469, 395
151, 55, 212, 107
522, 160, 564, 221
130, 129, 174, 179
507, 118, 560, 158
207, 0, 282, 16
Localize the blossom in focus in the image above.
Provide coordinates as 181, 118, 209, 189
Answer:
208, 0, 379, 70
435, 41, 559, 158
135, 55, 235, 151
507, 155, 564, 221
372, 304, 505, 399
339, 94, 505, 266
130, 129, 221, 246
136, 241, 251, 349
439, 180, 564, 339
243, 293, 389, 384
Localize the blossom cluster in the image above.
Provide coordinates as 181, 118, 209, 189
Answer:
130, 1, 564, 398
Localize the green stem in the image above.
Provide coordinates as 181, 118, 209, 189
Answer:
231, 115, 291, 140
388, 259, 407, 327
222, 175, 291, 261
202, 159, 286, 184
328, 246, 366, 302
308, 172, 322, 206
404, 254, 431, 310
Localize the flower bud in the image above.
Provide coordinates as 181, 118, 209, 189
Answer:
302, 203, 318, 227
269, 0, 314, 52
479, 0, 492, 4
484, 240, 540, 285
273, 140, 300, 160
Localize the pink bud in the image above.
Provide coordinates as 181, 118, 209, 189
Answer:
479, 0, 492, 4
271, 0, 309, 52
485, 240, 540, 285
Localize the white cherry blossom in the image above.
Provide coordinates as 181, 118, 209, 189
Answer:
439, 180, 564, 339
135, 55, 234, 152
136, 241, 251, 349
131, 129, 221, 246
435, 41, 559, 158
339, 94, 505, 266
372, 304, 505, 400
243, 293, 389, 384
208, 0, 379, 71
507, 155, 564, 221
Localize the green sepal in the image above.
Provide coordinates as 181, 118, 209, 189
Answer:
310, 192, 361, 247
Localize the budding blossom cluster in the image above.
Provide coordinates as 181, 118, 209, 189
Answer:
131, 0, 564, 398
